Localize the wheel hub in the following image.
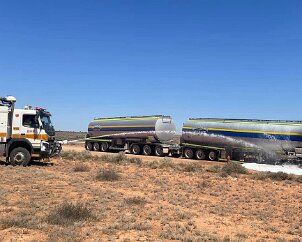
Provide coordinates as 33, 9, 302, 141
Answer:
15, 152, 25, 162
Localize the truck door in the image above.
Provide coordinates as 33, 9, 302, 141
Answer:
21, 114, 39, 141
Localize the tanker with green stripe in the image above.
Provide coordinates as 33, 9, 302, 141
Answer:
181, 118, 302, 162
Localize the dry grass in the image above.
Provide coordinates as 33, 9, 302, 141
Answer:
0, 147, 302, 241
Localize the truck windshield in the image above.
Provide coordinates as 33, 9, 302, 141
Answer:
41, 115, 53, 128
40, 113, 55, 136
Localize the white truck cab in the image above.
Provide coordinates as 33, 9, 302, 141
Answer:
0, 96, 61, 166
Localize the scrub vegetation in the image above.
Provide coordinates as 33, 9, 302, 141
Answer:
0, 145, 301, 241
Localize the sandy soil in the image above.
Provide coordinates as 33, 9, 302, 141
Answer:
0, 144, 301, 241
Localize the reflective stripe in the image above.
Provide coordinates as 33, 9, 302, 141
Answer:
89, 125, 155, 129
94, 117, 161, 122
183, 126, 302, 136
0, 133, 6, 137
12, 134, 48, 141
85, 138, 112, 142
187, 119, 302, 126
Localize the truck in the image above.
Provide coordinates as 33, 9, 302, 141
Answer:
0, 96, 61, 166
85, 115, 178, 156
181, 118, 302, 163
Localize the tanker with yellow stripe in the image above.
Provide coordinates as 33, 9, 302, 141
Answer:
0, 96, 61, 166
181, 118, 302, 162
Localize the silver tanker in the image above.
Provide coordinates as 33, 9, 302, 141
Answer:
181, 118, 302, 162
86, 115, 177, 156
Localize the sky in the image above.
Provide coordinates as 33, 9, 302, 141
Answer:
0, 0, 301, 131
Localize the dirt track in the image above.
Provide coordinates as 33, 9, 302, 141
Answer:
0, 145, 301, 241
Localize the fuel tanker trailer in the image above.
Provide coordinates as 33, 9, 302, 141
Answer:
181, 118, 302, 162
85, 115, 177, 156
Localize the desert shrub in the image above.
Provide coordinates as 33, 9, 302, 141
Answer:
47, 228, 82, 242
179, 163, 201, 172
294, 175, 302, 183
220, 162, 248, 176
0, 214, 37, 229
128, 157, 143, 165
252, 171, 301, 182
47, 202, 92, 225
96, 169, 120, 181
206, 165, 221, 173
73, 163, 90, 172
60, 150, 96, 161
160, 222, 218, 241
197, 180, 210, 189
148, 157, 175, 169
267, 172, 291, 181
107, 152, 127, 164
124, 196, 147, 206
99, 152, 142, 165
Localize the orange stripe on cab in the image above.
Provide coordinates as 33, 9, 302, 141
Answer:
12, 134, 48, 141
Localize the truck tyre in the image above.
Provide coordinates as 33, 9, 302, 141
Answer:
184, 148, 194, 159
208, 150, 217, 161
131, 144, 141, 155
86, 142, 93, 151
100, 143, 109, 152
155, 146, 164, 157
93, 143, 100, 151
9, 147, 31, 166
143, 145, 152, 156
196, 149, 206, 160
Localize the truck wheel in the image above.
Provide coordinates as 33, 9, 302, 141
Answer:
9, 147, 31, 166
143, 145, 152, 156
184, 148, 194, 159
93, 143, 100, 151
100, 143, 109, 152
86, 142, 93, 151
208, 150, 217, 161
196, 149, 206, 160
155, 146, 164, 157
131, 144, 141, 155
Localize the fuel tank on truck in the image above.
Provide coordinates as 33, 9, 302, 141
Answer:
181, 118, 302, 153
87, 115, 176, 142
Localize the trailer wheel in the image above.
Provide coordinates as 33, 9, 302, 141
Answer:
100, 142, 109, 152
86, 142, 93, 151
208, 150, 217, 161
9, 147, 31, 166
196, 149, 206, 160
93, 143, 100, 151
155, 146, 164, 157
184, 148, 194, 159
131, 144, 141, 155
143, 145, 152, 156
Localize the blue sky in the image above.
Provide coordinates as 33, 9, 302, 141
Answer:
0, 0, 301, 131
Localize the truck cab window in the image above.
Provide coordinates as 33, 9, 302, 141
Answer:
23, 115, 38, 128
